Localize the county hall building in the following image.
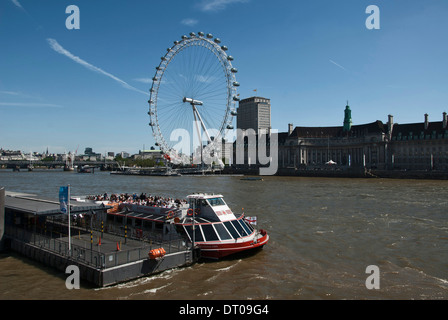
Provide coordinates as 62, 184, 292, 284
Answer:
235, 97, 448, 172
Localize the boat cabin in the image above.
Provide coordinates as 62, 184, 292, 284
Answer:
185, 193, 237, 222
181, 194, 255, 244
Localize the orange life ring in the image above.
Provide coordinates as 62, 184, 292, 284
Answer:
187, 208, 193, 216
166, 211, 174, 219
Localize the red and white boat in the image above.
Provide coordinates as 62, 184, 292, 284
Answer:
90, 193, 269, 259
175, 193, 269, 259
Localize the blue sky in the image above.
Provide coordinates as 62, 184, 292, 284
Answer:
1, 0, 447, 155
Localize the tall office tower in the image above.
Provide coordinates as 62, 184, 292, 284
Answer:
237, 96, 271, 134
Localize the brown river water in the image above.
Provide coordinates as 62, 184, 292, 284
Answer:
0, 169, 447, 300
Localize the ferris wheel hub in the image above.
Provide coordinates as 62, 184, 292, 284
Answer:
183, 97, 203, 106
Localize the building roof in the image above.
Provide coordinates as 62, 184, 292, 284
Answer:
391, 121, 447, 138
288, 121, 386, 138
239, 96, 270, 103
5, 192, 105, 216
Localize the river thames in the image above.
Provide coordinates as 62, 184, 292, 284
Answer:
0, 169, 447, 300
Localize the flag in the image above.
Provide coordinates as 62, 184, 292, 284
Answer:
59, 186, 68, 214
244, 216, 257, 225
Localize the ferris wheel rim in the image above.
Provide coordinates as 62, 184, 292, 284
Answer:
147, 32, 238, 159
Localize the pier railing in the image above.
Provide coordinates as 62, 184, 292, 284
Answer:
5, 225, 190, 269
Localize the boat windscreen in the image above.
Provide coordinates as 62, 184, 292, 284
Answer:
201, 224, 219, 241
207, 197, 225, 207
184, 225, 204, 242
240, 219, 253, 235
224, 221, 240, 239
214, 223, 232, 240
231, 219, 248, 237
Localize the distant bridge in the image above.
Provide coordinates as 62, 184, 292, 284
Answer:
0, 159, 117, 169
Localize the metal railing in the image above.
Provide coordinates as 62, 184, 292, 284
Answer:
5, 225, 190, 269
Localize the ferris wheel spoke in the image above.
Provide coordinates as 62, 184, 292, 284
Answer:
194, 46, 213, 85
195, 77, 225, 97
162, 71, 187, 99
197, 87, 227, 101
194, 60, 222, 92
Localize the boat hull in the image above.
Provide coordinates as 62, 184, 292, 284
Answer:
197, 233, 269, 259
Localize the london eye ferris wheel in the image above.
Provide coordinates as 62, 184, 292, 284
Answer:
147, 32, 239, 166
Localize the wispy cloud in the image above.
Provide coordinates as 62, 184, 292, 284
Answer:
197, 0, 249, 12
47, 38, 149, 96
133, 78, 153, 84
10, 0, 24, 10
329, 59, 348, 71
0, 91, 20, 96
0, 102, 64, 108
0, 91, 48, 102
181, 18, 199, 26
195, 74, 216, 83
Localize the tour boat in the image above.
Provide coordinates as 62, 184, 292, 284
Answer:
174, 193, 269, 259
100, 193, 269, 259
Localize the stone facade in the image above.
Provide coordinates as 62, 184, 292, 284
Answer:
279, 118, 387, 169
279, 107, 448, 171
388, 113, 448, 171
234, 100, 448, 172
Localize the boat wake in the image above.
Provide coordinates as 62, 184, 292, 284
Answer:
215, 259, 242, 272
94, 267, 183, 291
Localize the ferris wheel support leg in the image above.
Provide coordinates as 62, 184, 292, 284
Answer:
192, 105, 213, 144
192, 107, 203, 167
